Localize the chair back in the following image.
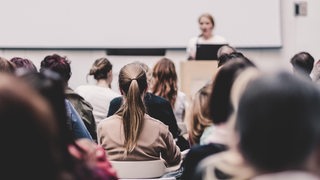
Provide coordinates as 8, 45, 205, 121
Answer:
110, 160, 166, 179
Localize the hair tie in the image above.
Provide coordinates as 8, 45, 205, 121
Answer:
131, 78, 137, 81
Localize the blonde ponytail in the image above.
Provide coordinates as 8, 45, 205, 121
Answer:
117, 63, 147, 155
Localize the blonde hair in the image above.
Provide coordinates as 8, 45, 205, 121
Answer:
187, 83, 213, 145
116, 62, 147, 155
151, 57, 178, 107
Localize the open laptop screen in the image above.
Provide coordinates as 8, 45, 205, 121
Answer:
195, 44, 227, 60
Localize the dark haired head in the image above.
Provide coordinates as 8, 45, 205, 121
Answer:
10, 57, 38, 73
236, 70, 320, 172
290, 51, 314, 76
218, 52, 253, 67
40, 54, 71, 84
20, 70, 74, 145
0, 72, 64, 179
19, 70, 77, 175
209, 57, 256, 124
217, 45, 237, 59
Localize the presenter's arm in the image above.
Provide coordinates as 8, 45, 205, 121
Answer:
186, 37, 197, 60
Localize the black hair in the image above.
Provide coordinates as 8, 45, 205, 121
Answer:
236, 70, 320, 172
290, 51, 314, 75
209, 58, 255, 124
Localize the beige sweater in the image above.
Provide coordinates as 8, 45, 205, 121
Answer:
97, 114, 181, 166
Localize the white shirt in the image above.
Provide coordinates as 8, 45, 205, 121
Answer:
200, 123, 231, 145
187, 35, 227, 59
75, 85, 120, 126
174, 91, 188, 122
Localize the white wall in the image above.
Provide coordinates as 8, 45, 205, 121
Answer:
0, 0, 281, 48
0, 0, 319, 95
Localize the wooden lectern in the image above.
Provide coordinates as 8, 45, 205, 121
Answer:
180, 60, 219, 99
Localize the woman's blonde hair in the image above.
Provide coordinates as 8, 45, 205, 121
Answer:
151, 57, 178, 107
116, 62, 147, 155
187, 83, 213, 145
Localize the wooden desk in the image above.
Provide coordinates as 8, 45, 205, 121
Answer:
180, 60, 218, 99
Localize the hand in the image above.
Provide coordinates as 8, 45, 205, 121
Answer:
68, 138, 118, 178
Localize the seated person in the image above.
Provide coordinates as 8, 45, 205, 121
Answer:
0, 73, 117, 180
108, 91, 180, 139
10, 56, 38, 73
108, 62, 189, 150
40, 54, 97, 141
197, 70, 320, 179
217, 44, 237, 59
98, 62, 181, 166
235, 70, 320, 179
20, 70, 93, 140
290, 51, 314, 80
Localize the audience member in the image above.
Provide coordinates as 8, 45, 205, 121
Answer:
181, 58, 256, 180
201, 57, 256, 145
217, 51, 253, 68
0, 72, 64, 179
107, 61, 187, 150
151, 57, 188, 123
187, 13, 228, 60
290, 51, 314, 80
217, 44, 237, 59
312, 59, 320, 83
76, 57, 120, 125
195, 68, 260, 180
0, 72, 118, 180
151, 57, 190, 150
98, 62, 181, 166
20, 70, 92, 140
186, 82, 213, 146
236, 70, 320, 179
40, 54, 97, 141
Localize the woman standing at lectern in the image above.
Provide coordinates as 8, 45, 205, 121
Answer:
186, 13, 228, 60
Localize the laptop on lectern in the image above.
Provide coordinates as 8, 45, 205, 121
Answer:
195, 44, 227, 60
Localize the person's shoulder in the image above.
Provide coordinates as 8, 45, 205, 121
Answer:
65, 87, 85, 100
110, 96, 122, 104
145, 92, 170, 104
188, 36, 198, 43
106, 88, 121, 97
99, 114, 121, 127
75, 85, 94, 95
75, 84, 92, 90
